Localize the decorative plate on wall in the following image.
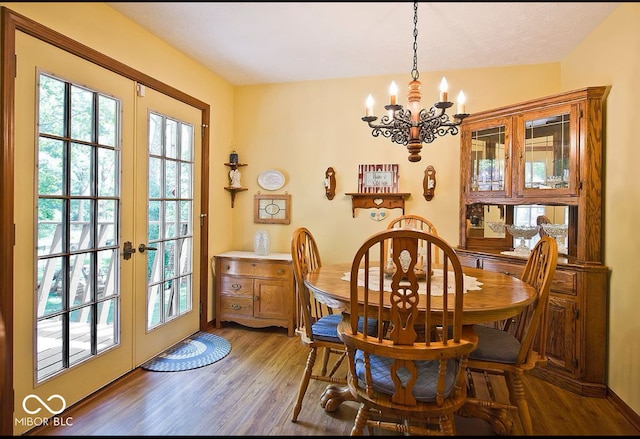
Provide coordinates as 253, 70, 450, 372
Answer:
257, 169, 285, 191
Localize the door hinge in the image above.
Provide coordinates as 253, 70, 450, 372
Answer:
573, 358, 579, 369
573, 308, 579, 320
199, 302, 203, 316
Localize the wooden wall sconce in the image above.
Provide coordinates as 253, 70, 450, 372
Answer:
324, 167, 336, 200
423, 165, 436, 201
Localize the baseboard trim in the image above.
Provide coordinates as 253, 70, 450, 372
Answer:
608, 387, 640, 433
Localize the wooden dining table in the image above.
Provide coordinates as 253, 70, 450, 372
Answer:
304, 261, 538, 434
305, 262, 536, 325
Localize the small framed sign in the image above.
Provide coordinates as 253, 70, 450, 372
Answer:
358, 164, 399, 193
254, 193, 291, 224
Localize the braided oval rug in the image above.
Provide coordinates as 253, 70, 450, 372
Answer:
141, 332, 231, 372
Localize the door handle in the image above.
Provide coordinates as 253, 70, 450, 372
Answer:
123, 241, 136, 260
138, 243, 158, 253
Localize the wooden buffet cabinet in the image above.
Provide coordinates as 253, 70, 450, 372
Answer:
214, 251, 295, 336
457, 87, 609, 397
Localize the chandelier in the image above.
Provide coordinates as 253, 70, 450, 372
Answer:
361, 2, 469, 162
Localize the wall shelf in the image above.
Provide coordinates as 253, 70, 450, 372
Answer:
224, 187, 248, 208
224, 163, 248, 207
345, 192, 411, 218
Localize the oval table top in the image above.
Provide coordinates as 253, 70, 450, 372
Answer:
305, 262, 536, 325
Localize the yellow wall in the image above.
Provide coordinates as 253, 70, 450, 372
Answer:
2, 1, 637, 418
561, 2, 640, 416
232, 65, 559, 263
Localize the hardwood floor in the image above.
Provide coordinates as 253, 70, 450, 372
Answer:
29, 323, 639, 436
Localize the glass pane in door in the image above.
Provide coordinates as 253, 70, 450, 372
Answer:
470, 126, 506, 192
146, 112, 194, 330
35, 73, 120, 381
523, 113, 570, 189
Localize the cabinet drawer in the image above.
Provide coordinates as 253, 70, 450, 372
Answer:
458, 253, 480, 269
220, 276, 253, 296
550, 269, 576, 296
481, 259, 524, 278
220, 259, 291, 279
219, 295, 253, 316
482, 258, 576, 295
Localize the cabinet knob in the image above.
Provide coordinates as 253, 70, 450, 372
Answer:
278, 269, 284, 275
225, 265, 231, 270
231, 283, 241, 290
253, 296, 259, 301
231, 303, 241, 310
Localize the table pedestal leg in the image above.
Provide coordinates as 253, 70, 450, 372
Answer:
458, 399, 515, 435
320, 384, 355, 412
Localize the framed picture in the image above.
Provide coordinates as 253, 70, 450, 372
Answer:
254, 193, 291, 224
358, 164, 399, 193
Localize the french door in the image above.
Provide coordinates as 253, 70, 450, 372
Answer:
133, 87, 201, 365
13, 31, 200, 435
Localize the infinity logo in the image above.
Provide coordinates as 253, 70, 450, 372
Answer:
22, 394, 66, 415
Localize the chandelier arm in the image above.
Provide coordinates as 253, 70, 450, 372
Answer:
418, 106, 444, 122
367, 125, 410, 146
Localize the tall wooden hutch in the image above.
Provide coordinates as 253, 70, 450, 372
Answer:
457, 87, 609, 397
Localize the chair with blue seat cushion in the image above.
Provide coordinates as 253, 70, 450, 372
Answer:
290, 227, 349, 422
312, 313, 378, 343
463, 236, 558, 435
338, 229, 478, 435
386, 214, 440, 266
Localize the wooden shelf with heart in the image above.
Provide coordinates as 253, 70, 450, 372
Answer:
345, 193, 411, 218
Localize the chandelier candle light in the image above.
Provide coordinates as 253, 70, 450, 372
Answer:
362, 2, 469, 162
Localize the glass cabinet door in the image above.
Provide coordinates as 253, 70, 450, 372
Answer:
462, 117, 512, 199
514, 103, 579, 197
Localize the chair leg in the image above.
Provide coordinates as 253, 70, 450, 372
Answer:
291, 347, 318, 422
351, 404, 369, 436
325, 349, 347, 378
320, 346, 330, 376
436, 414, 454, 435
506, 372, 533, 435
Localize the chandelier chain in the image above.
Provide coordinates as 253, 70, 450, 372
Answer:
411, 1, 419, 81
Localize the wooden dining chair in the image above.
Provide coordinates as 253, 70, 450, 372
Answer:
290, 227, 348, 423
387, 214, 438, 234
462, 236, 558, 435
386, 214, 440, 266
536, 214, 551, 237
338, 229, 478, 435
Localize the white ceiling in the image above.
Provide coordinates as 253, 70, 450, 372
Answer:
107, 2, 619, 86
